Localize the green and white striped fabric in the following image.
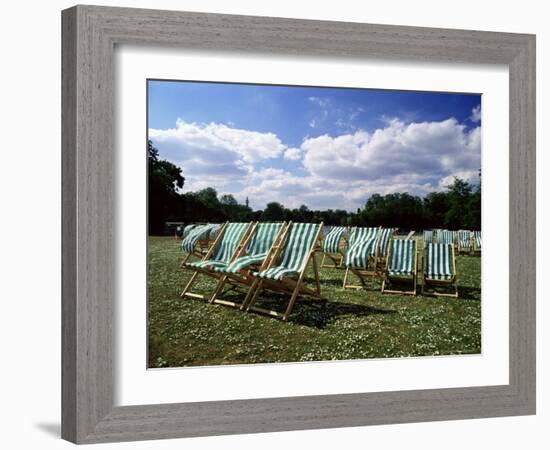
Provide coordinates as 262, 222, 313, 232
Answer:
377, 228, 394, 257
473, 231, 481, 250
457, 230, 472, 250
208, 223, 222, 239
387, 239, 416, 276
437, 230, 454, 245
322, 226, 347, 253
345, 236, 377, 268
181, 224, 216, 253
255, 223, 320, 280
423, 230, 434, 244
349, 227, 378, 246
185, 222, 249, 270
424, 243, 455, 280
182, 224, 197, 239
217, 222, 284, 274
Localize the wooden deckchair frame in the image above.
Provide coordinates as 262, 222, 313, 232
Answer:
179, 223, 218, 266
342, 226, 381, 289
180, 222, 253, 301
208, 222, 287, 310
244, 222, 324, 321
320, 226, 348, 269
381, 239, 418, 296
421, 243, 459, 298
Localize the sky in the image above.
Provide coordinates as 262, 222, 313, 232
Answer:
148, 80, 481, 212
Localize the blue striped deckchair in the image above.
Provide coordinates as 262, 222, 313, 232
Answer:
180, 224, 217, 264
342, 226, 380, 289
421, 243, 458, 297
320, 226, 348, 268
245, 222, 324, 321
208, 222, 286, 309
423, 230, 434, 245
472, 231, 482, 253
381, 239, 417, 295
180, 222, 252, 301
457, 230, 472, 254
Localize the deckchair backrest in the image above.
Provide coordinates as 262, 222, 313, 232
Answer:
181, 224, 215, 252
349, 227, 378, 246
208, 222, 250, 263
345, 235, 377, 268
424, 243, 455, 279
457, 230, 472, 247
277, 223, 321, 272
388, 239, 416, 274
437, 230, 454, 245
208, 223, 223, 239
182, 224, 196, 239
245, 222, 284, 255
423, 230, 434, 244
377, 228, 394, 257
322, 226, 347, 253
473, 231, 482, 247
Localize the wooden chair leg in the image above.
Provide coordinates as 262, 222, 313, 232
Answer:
283, 281, 302, 321
343, 267, 350, 288
208, 274, 228, 304
245, 279, 264, 312
311, 253, 321, 295
241, 278, 259, 311
180, 271, 199, 298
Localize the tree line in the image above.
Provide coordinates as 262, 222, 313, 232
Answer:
148, 141, 481, 234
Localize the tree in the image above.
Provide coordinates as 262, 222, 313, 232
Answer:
261, 202, 285, 221
444, 177, 472, 229
148, 140, 185, 234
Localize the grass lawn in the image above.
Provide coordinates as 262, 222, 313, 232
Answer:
148, 236, 481, 368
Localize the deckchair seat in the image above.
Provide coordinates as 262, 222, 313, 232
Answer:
254, 266, 299, 280
424, 243, 455, 280
381, 239, 417, 296
215, 252, 268, 274
344, 236, 377, 268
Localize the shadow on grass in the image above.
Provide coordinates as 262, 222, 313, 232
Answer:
251, 294, 396, 329
457, 286, 481, 301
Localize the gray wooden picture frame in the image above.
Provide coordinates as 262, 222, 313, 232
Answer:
61, 5, 536, 444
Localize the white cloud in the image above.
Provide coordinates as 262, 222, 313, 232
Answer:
470, 105, 481, 122
308, 119, 317, 128
149, 118, 285, 164
284, 147, 303, 160
151, 117, 481, 211
308, 96, 330, 108
301, 118, 480, 185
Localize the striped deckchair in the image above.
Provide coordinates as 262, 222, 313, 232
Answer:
342, 226, 380, 289
208, 222, 286, 309
423, 230, 434, 245
436, 229, 454, 246
180, 224, 217, 264
180, 222, 252, 301
381, 239, 417, 295
457, 230, 472, 254
374, 228, 394, 270
245, 222, 323, 321
182, 224, 197, 239
421, 243, 458, 297
472, 231, 482, 253
320, 226, 348, 268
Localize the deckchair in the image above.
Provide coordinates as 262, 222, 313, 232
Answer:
421, 243, 458, 298
245, 222, 323, 321
437, 229, 454, 246
182, 224, 197, 239
208, 222, 286, 309
381, 239, 418, 295
342, 226, 380, 289
180, 224, 217, 264
472, 231, 482, 254
374, 227, 394, 271
423, 230, 434, 245
320, 226, 348, 268
457, 230, 472, 255
180, 222, 252, 300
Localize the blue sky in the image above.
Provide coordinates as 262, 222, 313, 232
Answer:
148, 80, 481, 211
